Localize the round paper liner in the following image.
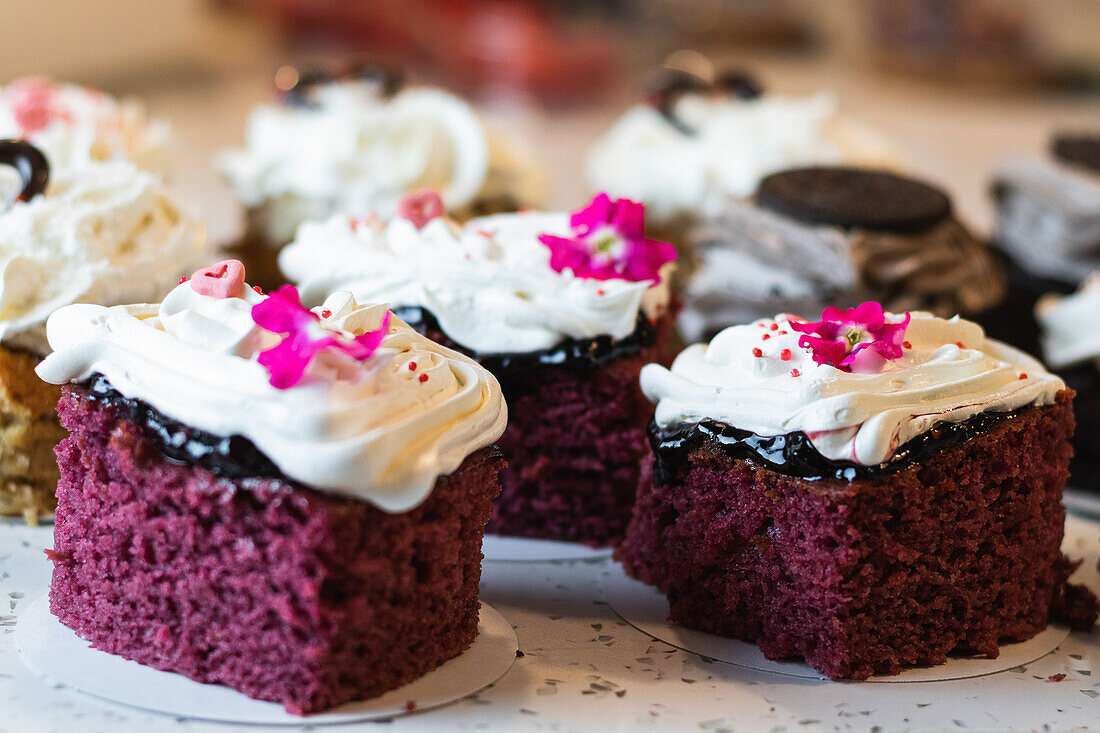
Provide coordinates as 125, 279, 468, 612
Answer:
482, 534, 612, 562
600, 517, 1099, 684
16, 598, 517, 725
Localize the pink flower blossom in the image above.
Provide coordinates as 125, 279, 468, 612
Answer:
396, 190, 444, 229
788, 302, 910, 373
537, 193, 676, 283
252, 285, 390, 389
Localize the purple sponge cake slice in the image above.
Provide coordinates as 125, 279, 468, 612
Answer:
279, 192, 679, 546
36, 262, 508, 714
619, 303, 1098, 680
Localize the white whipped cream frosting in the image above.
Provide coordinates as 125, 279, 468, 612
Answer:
1037, 271, 1100, 370
587, 93, 900, 224
0, 78, 172, 176
36, 282, 507, 512
642, 311, 1063, 467
0, 161, 205, 355
219, 82, 545, 243
279, 211, 671, 354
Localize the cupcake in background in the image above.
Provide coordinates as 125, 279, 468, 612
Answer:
280, 190, 676, 546
0, 140, 205, 520
219, 65, 546, 289
677, 166, 1005, 343
587, 68, 900, 251
984, 134, 1100, 357
0, 76, 173, 176
1037, 271, 1100, 494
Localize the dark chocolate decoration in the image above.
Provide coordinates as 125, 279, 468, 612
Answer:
714, 71, 762, 101
1051, 134, 1100, 174
649, 409, 1022, 485
0, 139, 49, 203
643, 67, 762, 136
279, 62, 404, 108
392, 305, 656, 377
757, 166, 952, 234
83, 374, 286, 482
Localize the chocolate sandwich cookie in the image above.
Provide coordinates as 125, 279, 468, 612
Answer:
757, 167, 952, 234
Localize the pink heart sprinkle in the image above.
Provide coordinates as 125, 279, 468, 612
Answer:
396, 190, 444, 229
189, 259, 246, 299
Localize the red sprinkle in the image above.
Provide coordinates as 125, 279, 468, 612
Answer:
790, 368, 801, 378
751, 348, 763, 357
178, 276, 187, 284
903, 341, 912, 349
780, 349, 792, 361
253, 285, 264, 294
419, 373, 429, 383
761, 334, 771, 341
1019, 373, 1028, 380
405, 700, 417, 711
1048, 673, 1066, 682
778, 330, 787, 335
408, 361, 417, 371
757, 323, 767, 328
597, 289, 606, 296
769, 323, 778, 331
320, 309, 332, 319
955, 341, 965, 348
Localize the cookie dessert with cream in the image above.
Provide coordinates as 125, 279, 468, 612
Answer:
0, 140, 203, 520
984, 134, 1100, 356
280, 191, 676, 546
678, 166, 1006, 342
37, 261, 507, 714
619, 303, 1096, 679
219, 65, 545, 288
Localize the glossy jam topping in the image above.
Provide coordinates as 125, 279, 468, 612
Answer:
649, 409, 1020, 485
83, 373, 284, 481
393, 305, 656, 376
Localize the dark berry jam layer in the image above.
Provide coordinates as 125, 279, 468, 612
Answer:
82, 374, 284, 481
650, 409, 1022, 484
392, 305, 656, 375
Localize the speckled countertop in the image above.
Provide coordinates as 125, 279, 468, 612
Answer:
1, 514, 1098, 733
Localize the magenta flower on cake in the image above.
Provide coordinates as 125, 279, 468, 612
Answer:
252, 285, 390, 389
538, 193, 676, 283
789, 302, 910, 373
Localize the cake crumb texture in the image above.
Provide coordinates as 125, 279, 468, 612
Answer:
620, 392, 1098, 679
49, 385, 503, 714
0, 346, 64, 518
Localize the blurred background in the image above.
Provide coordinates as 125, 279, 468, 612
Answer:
6, 0, 1098, 243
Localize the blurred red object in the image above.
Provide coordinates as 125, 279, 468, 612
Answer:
245, 0, 623, 100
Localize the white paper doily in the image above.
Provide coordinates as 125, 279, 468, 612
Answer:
602, 571, 1071, 683
16, 597, 517, 725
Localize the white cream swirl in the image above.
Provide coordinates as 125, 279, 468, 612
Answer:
0, 161, 205, 355
587, 93, 901, 224
219, 83, 545, 243
0, 77, 172, 176
278, 211, 671, 354
36, 282, 507, 512
1037, 271, 1100, 370
642, 311, 1063, 466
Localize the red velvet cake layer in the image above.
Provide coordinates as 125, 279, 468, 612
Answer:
49, 386, 503, 714
619, 392, 1097, 679
414, 311, 676, 547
